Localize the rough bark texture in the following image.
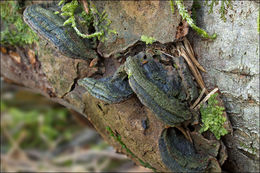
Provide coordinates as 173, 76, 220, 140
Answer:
188, 1, 259, 172
92, 1, 192, 57
1, 42, 169, 171
1, 1, 259, 172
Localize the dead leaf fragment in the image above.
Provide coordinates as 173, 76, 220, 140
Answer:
89, 58, 99, 67
27, 49, 36, 65
9, 51, 21, 63
176, 20, 189, 39
1, 46, 7, 54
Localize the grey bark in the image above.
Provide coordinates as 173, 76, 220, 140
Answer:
188, 1, 259, 172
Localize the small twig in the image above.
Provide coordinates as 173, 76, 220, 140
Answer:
175, 125, 193, 143
160, 51, 175, 59
181, 47, 207, 92
185, 129, 193, 144
176, 44, 208, 93
190, 88, 206, 109
183, 37, 194, 56
183, 37, 206, 72
161, 48, 208, 94
81, 0, 89, 14
194, 88, 219, 110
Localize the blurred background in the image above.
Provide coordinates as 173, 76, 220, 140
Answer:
0, 78, 150, 172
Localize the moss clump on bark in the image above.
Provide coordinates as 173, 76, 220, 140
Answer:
199, 93, 228, 140
171, 0, 217, 39
56, 0, 116, 42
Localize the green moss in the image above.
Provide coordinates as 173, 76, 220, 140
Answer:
0, 1, 38, 46
127, 72, 133, 79
140, 35, 156, 45
199, 93, 228, 140
106, 127, 157, 172
173, 0, 217, 39
170, 0, 175, 14
56, 0, 116, 42
205, 0, 232, 22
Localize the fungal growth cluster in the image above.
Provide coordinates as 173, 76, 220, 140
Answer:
23, 1, 232, 172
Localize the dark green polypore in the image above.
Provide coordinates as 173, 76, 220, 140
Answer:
78, 75, 133, 104
125, 52, 192, 125
159, 128, 210, 172
23, 3, 97, 60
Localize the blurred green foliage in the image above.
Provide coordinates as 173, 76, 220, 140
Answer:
1, 100, 78, 150
0, 1, 38, 46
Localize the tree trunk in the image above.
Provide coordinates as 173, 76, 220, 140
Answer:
188, 1, 259, 172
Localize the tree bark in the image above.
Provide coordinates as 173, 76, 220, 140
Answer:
1, 1, 259, 172
1, 41, 169, 171
188, 1, 259, 172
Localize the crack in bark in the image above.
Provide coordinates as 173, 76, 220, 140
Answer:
215, 68, 258, 78
60, 62, 81, 99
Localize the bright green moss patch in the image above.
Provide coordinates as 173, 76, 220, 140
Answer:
140, 35, 156, 45
57, 0, 102, 39
0, 1, 38, 46
199, 93, 228, 140
56, 0, 116, 42
106, 127, 157, 172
